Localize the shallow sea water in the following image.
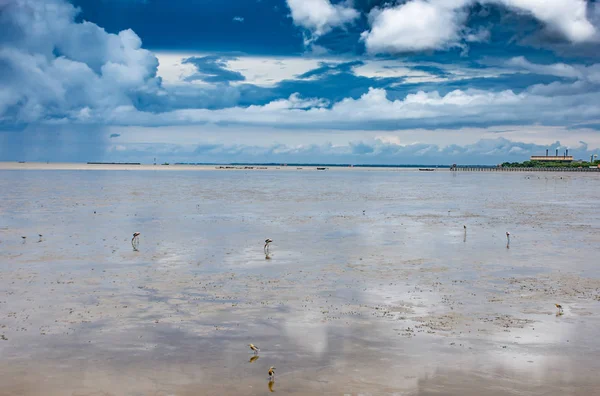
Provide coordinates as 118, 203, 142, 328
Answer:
1, 169, 599, 395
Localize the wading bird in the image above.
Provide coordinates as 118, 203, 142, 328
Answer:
132, 232, 140, 250
249, 343, 260, 354
38, 234, 43, 243
268, 366, 276, 380
506, 232, 510, 248
264, 239, 273, 254
555, 304, 564, 314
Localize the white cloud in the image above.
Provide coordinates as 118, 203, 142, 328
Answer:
508, 56, 600, 83
0, 0, 160, 123
70, 84, 600, 133
225, 56, 326, 86
155, 53, 210, 86
286, 0, 359, 40
362, 0, 598, 54
3, 0, 600, 155
490, 0, 595, 42
92, 132, 598, 165
156, 53, 330, 87
233, 16, 244, 22
352, 60, 444, 82
105, 123, 600, 150
156, 55, 508, 88
362, 0, 469, 53
7, 122, 598, 164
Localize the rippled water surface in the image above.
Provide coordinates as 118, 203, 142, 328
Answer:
1, 169, 599, 395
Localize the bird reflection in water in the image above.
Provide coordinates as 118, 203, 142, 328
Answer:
268, 380, 275, 392
265, 253, 271, 260
249, 355, 259, 363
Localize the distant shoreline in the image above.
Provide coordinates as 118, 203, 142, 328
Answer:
0, 162, 446, 171
1, 162, 598, 172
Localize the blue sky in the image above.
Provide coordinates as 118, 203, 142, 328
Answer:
1, 0, 600, 164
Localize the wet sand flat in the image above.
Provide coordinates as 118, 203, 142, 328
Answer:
1, 169, 599, 395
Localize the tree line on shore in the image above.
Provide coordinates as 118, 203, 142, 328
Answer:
501, 160, 600, 168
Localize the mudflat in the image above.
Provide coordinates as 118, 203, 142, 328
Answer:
1, 169, 599, 395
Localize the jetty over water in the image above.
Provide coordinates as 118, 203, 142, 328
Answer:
452, 166, 599, 172
87, 162, 141, 165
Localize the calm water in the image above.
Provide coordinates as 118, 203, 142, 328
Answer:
1, 169, 599, 395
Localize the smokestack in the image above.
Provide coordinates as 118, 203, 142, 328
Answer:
546, 149, 549, 157
556, 149, 558, 157
566, 149, 568, 157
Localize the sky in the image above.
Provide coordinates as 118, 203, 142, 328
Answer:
1, 0, 600, 164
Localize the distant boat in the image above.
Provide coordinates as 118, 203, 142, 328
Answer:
419, 168, 435, 171
317, 167, 327, 171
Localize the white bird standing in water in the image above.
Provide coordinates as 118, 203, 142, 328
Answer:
264, 238, 273, 254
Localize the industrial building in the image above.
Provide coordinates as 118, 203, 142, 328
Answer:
530, 149, 573, 163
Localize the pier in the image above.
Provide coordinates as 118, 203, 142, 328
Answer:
452, 167, 599, 172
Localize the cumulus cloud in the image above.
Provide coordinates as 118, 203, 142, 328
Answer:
493, 0, 595, 42
362, 0, 598, 54
362, 0, 469, 53
0, 0, 161, 123
70, 84, 600, 132
3, 0, 600, 136
233, 16, 244, 22
286, 0, 360, 41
